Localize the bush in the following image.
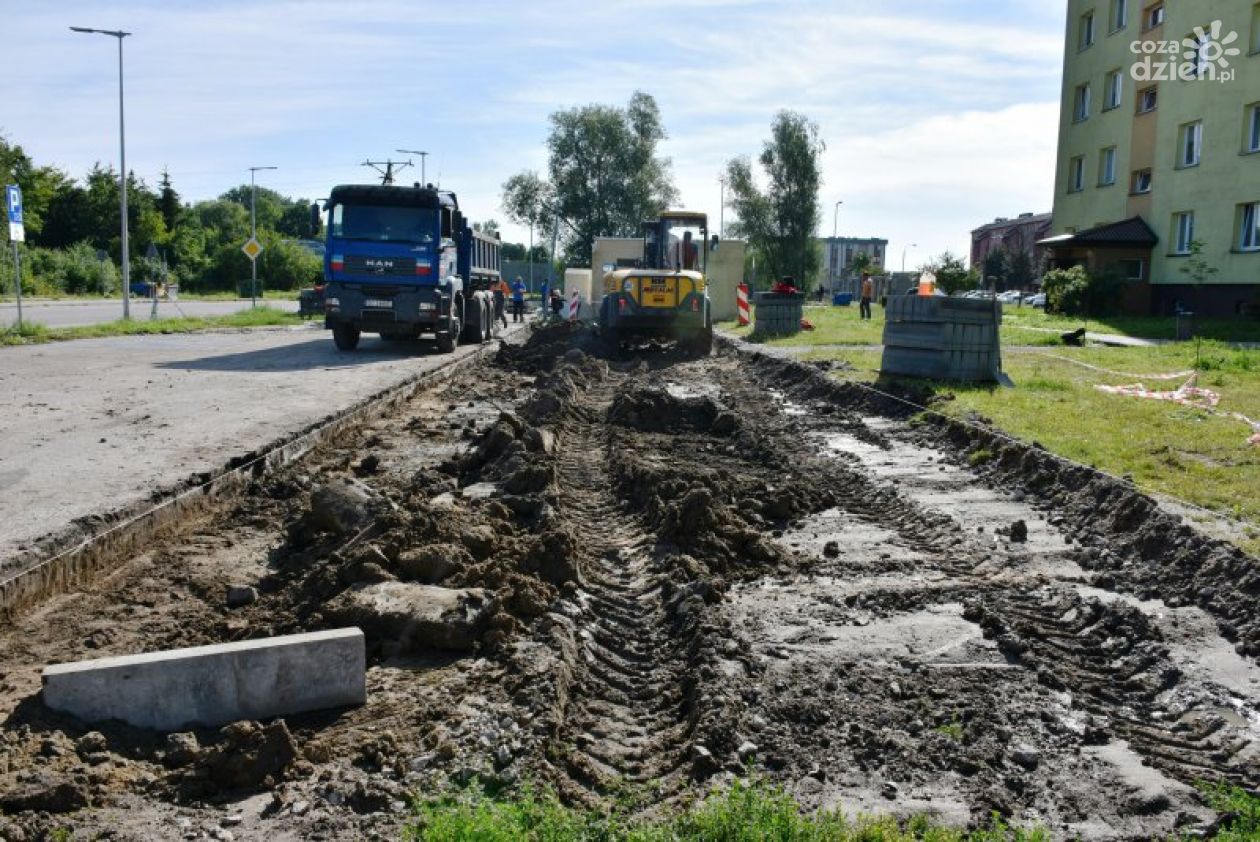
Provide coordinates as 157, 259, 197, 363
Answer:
1041, 266, 1121, 317
0, 242, 117, 297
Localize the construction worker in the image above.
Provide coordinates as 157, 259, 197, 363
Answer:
494, 277, 510, 328
860, 272, 875, 320
511, 276, 526, 322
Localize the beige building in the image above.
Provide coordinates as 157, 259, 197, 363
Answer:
1048, 0, 1260, 315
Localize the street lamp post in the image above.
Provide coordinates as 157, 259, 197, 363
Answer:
397, 149, 428, 185
71, 26, 132, 319
718, 175, 727, 239
248, 166, 277, 308
902, 243, 918, 273
832, 201, 843, 294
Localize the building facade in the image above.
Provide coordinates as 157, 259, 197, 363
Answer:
970, 213, 1053, 280
1049, 0, 1260, 316
819, 237, 888, 293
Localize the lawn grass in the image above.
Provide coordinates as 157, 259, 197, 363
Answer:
1, 289, 296, 304
1000, 308, 1260, 344
405, 777, 1049, 841
799, 342, 1260, 554
0, 306, 302, 346
721, 302, 1260, 348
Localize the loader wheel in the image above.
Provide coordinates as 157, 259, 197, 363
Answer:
332, 323, 360, 351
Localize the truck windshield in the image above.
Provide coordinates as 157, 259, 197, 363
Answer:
331, 204, 436, 244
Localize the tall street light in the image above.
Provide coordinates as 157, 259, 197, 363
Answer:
249, 166, 277, 308
397, 149, 428, 185
718, 175, 727, 239
71, 26, 132, 319
832, 201, 843, 293
902, 243, 918, 273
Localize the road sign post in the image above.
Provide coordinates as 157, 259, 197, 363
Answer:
242, 237, 264, 307
6, 185, 24, 329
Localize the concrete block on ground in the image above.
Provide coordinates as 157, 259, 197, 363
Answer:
41, 628, 366, 731
327, 582, 497, 653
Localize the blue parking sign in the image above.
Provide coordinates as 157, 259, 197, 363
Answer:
6, 184, 24, 242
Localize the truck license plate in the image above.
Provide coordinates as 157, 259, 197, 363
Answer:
365, 298, 393, 309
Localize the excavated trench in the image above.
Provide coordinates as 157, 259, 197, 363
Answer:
0, 325, 1257, 841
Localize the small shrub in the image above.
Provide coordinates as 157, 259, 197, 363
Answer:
968, 449, 994, 466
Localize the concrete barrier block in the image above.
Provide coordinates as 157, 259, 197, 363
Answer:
42, 628, 366, 731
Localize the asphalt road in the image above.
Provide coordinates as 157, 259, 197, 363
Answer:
0, 323, 520, 561
1, 298, 300, 328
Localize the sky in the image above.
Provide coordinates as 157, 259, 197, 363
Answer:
1, 0, 1068, 268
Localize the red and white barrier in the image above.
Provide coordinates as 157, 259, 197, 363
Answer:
737, 284, 750, 326
1096, 374, 1260, 446
568, 291, 581, 321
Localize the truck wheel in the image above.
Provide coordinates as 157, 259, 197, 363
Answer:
436, 317, 459, 353
332, 323, 360, 351
462, 295, 487, 344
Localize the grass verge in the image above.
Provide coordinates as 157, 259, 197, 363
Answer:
405, 777, 1048, 841
0, 307, 303, 346
799, 342, 1260, 555
720, 304, 1260, 348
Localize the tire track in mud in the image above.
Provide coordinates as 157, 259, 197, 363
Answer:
546, 376, 695, 797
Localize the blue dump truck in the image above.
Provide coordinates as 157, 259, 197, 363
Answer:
316, 183, 501, 352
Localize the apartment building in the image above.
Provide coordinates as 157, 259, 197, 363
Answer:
970, 213, 1053, 275
819, 237, 888, 294
1047, 0, 1260, 316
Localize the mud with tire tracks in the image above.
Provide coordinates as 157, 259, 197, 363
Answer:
0, 325, 1257, 841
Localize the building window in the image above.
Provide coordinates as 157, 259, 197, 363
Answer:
1248, 103, 1260, 153
1179, 121, 1203, 167
1137, 86, 1158, 113
1118, 259, 1145, 280
1080, 10, 1097, 49
1099, 147, 1118, 185
1104, 69, 1123, 109
1074, 84, 1092, 122
1111, 0, 1129, 31
1252, 4, 1260, 54
1132, 168, 1153, 194
1144, 2, 1165, 30
1173, 212, 1195, 254
1241, 203, 1260, 251
1069, 156, 1086, 193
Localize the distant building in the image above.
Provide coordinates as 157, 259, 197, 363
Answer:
969, 213, 1052, 281
1047, 0, 1260, 316
818, 236, 888, 293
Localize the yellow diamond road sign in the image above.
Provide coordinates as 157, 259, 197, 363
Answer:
242, 237, 264, 260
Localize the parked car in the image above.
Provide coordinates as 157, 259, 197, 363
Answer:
1024, 293, 1047, 308
996, 290, 1023, 304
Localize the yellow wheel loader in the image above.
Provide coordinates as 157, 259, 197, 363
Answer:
598, 211, 715, 354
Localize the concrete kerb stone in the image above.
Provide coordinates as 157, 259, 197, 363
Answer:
0, 326, 527, 620
42, 628, 366, 731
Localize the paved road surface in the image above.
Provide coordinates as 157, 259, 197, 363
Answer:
1, 298, 300, 329
0, 324, 520, 560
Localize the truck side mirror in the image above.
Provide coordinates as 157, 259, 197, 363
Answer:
310, 203, 322, 234
710, 234, 719, 252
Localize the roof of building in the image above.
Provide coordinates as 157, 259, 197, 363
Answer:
1037, 216, 1158, 248
970, 212, 1052, 236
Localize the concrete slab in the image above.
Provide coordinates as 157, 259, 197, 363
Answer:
41, 628, 366, 731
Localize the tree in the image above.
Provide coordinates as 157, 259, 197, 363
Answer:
850, 252, 873, 278
1007, 250, 1035, 291
725, 111, 825, 289
159, 168, 181, 233
923, 251, 977, 295
501, 91, 677, 264
473, 219, 501, 236
982, 247, 1009, 290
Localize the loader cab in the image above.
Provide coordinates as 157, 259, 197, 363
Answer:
642, 212, 710, 273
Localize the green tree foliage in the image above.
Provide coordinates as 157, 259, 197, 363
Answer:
0, 132, 322, 293
922, 251, 977, 295
982, 247, 1008, 289
1042, 265, 1106, 315
501, 91, 678, 264
1007, 250, 1035, 291
725, 111, 825, 289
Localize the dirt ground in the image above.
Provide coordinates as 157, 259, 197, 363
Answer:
1, 325, 1258, 841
